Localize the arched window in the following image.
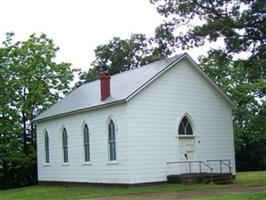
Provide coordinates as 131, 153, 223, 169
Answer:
108, 120, 116, 161
83, 124, 90, 162
44, 130, 49, 163
62, 128, 68, 163
178, 116, 193, 135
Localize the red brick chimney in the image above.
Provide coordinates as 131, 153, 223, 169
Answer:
100, 73, 111, 100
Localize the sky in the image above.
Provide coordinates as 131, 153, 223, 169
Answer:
0, 0, 222, 72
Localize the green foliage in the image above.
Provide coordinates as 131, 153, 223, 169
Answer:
151, 0, 266, 51
0, 32, 74, 188
150, 0, 266, 79
78, 33, 173, 85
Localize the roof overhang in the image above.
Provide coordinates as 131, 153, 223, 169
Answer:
33, 99, 126, 123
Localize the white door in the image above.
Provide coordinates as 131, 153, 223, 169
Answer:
179, 137, 195, 173
179, 137, 195, 160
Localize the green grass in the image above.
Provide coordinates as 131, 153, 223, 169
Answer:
0, 184, 220, 200
1, 171, 266, 200
235, 171, 266, 186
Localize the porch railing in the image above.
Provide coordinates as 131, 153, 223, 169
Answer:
207, 159, 232, 174
166, 160, 213, 174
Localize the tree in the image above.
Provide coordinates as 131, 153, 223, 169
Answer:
0, 33, 74, 187
0, 36, 25, 187
78, 33, 173, 85
150, 0, 266, 78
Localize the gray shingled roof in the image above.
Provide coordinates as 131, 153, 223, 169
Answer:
33, 54, 184, 121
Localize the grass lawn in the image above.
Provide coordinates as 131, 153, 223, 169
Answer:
1, 171, 266, 200
235, 171, 266, 186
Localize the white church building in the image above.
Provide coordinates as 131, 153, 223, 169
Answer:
34, 53, 236, 185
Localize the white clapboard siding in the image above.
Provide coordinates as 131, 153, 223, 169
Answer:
127, 60, 235, 184
37, 104, 129, 184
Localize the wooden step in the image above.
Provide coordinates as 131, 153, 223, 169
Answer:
167, 173, 233, 184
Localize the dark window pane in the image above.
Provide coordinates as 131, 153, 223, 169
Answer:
108, 120, 115, 141
84, 145, 87, 162
178, 123, 185, 135
45, 131, 49, 163
84, 124, 89, 143
83, 124, 90, 162
63, 128, 68, 163
182, 117, 188, 126
84, 145, 90, 162
186, 123, 193, 135
87, 146, 90, 161
63, 128, 68, 146
178, 117, 193, 135
110, 142, 116, 161
46, 151, 49, 163
113, 144, 116, 161
108, 120, 116, 161
64, 148, 68, 163
108, 123, 112, 141
84, 127, 87, 143
66, 149, 68, 162
111, 122, 115, 141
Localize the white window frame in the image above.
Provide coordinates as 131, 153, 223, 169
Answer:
107, 119, 117, 162
83, 123, 90, 163
176, 113, 195, 138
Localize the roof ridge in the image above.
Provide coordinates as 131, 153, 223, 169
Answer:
109, 54, 183, 77
81, 54, 184, 87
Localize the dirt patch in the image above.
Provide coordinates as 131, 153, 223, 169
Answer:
87, 185, 266, 200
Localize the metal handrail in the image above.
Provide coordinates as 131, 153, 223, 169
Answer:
207, 159, 232, 174
201, 161, 213, 173
166, 160, 213, 174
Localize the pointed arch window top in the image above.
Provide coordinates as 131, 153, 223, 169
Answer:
178, 116, 193, 135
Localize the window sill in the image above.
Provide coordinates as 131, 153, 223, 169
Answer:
82, 162, 92, 166
106, 161, 118, 165
43, 163, 50, 167
61, 163, 70, 166
177, 135, 195, 138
